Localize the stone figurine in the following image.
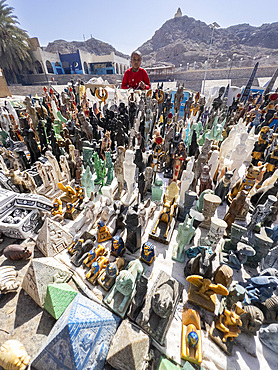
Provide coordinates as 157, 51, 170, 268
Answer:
125, 209, 141, 253
241, 305, 264, 335
187, 275, 229, 313
151, 181, 179, 242
136, 270, 182, 345
199, 193, 221, 229
179, 156, 195, 205
3, 244, 32, 261
97, 257, 125, 291
114, 146, 125, 200
104, 259, 144, 318
127, 275, 148, 322
223, 190, 248, 232
184, 249, 216, 279
123, 149, 136, 205
198, 164, 212, 195
172, 215, 195, 262
215, 168, 235, 203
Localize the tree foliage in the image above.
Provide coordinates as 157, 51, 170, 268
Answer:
0, 0, 32, 77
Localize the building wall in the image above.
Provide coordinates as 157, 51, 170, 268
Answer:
59, 51, 82, 74
26, 37, 133, 79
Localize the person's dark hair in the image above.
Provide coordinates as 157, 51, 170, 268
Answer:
131, 50, 142, 60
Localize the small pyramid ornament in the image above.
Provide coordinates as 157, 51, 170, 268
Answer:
44, 283, 78, 319
22, 257, 72, 308
36, 218, 73, 256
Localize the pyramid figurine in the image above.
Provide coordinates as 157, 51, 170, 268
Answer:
36, 218, 73, 257
22, 257, 72, 308
32, 294, 120, 370
106, 319, 150, 370
44, 283, 78, 319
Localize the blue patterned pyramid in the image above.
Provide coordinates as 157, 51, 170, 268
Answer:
32, 294, 120, 370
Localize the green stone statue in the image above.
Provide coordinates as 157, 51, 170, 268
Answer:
194, 189, 214, 212
105, 151, 114, 186
81, 165, 94, 199
172, 215, 196, 262
152, 178, 163, 202
93, 151, 106, 190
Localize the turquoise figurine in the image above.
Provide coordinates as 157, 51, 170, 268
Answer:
152, 178, 163, 202
104, 259, 144, 318
194, 189, 214, 213
105, 151, 114, 186
81, 165, 94, 199
172, 215, 196, 262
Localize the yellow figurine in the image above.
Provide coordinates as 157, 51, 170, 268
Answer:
51, 198, 62, 216
68, 238, 83, 255
215, 304, 245, 342
187, 275, 229, 313
152, 181, 179, 239
83, 245, 106, 268
86, 256, 109, 284
181, 308, 202, 365
58, 182, 78, 203
97, 220, 112, 243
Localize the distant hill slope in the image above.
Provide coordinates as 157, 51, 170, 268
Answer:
137, 15, 278, 68
44, 37, 128, 58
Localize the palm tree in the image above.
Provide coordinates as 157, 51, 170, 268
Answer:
0, 0, 32, 83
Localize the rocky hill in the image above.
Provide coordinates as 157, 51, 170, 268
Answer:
43, 15, 278, 70
44, 37, 128, 58
137, 15, 278, 69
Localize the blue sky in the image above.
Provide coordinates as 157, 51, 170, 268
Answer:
7, 0, 278, 55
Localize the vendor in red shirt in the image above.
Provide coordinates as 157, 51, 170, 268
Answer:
121, 50, 150, 90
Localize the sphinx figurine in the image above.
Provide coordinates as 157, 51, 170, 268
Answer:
97, 257, 125, 291
104, 259, 143, 318
136, 270, 182, 345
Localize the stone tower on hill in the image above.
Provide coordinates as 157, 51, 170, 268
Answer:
174, 7, 182, 18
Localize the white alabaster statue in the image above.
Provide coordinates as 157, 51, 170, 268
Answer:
219, 127, 237, 168
230, 132, 248, 184
179, 156, 194, 206
208, 150, 219, 181
44, 162, 58, 191
36, 161, 51, 189
45, 151, 63, 182
123, 149, 136, 205
245, 125, 257, 163
60, 155, 71, 183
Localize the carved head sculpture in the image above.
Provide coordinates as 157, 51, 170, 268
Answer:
111, 236, 125, 257
151, 281, 174, 318
116, 270, 134, 296
201, 164, 212, 177
224, 168, 236, 182
66, 203, 74, 213
241, 305, 264, 334
140, 242, 155, 264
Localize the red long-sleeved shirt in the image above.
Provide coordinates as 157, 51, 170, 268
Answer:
121, 67, 150, 90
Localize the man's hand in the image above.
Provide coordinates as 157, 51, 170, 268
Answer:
139, 81, 146, 90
